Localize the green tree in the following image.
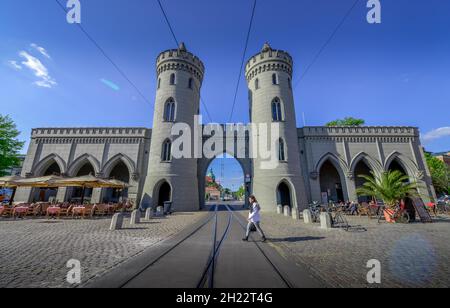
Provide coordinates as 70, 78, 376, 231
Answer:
326, 117, 365, 127
0, 115, 24, 176
235, 185, 245, 200
425, 153, 450, 195
356, 170, 418, 208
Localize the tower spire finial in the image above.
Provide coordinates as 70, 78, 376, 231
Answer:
178, 42, 187, 52
262, 42, 272, 52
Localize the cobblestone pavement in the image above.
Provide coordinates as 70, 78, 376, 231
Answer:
0, 212, 206, 288
260, 213, 450, 288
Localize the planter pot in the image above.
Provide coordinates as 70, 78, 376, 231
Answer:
384, 209, 396, 223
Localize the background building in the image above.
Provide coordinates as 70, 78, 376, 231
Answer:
433, 151, 450, 168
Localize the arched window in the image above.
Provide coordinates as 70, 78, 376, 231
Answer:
162, 139, 172, 162
157, 78, 161, 89
164, 98, 176, 122
278, 139, 286, 161
188, 78, 194, 89
255, 78, 260, 90
271, 98, 283, 122
170, 73, 176, 85
288, 78, 292, 89
272, 73, 278, 85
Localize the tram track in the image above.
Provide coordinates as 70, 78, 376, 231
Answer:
110, 204, 293, 288
224, 204, 293, 288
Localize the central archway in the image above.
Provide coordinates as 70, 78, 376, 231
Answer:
199, 153, 250, 209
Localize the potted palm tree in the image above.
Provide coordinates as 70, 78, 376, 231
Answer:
356, 170, 418, 223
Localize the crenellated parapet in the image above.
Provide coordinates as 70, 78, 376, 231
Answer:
245, 43, 293, 82
31, 127, 151, 144
156, 43, 205, 83
299, 126, 419, 143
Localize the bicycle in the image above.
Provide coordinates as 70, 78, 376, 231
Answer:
436, 201, 450, 215
328, 203, 350, 231
308, 202, 322, 223
377, 204, 410, 224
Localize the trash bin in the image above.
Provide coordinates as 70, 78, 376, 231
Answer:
163, 201, 173, 215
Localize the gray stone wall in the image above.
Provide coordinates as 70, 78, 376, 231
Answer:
14, 128, 151, 204
299, 126, 436, 204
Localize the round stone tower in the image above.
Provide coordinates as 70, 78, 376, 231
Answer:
246, 43, 308, 212
141, 43, 204, 212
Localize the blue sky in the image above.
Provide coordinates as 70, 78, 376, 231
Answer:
1, 0, 449, 188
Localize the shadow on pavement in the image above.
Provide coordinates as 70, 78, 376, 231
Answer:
269, 236, 325, 243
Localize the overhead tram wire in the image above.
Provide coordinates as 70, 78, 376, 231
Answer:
293, 0, 361, 89
157, 0, 179, 47
54, 0, 154, 109
156, 0, 213, 123
228, 0, 257, 123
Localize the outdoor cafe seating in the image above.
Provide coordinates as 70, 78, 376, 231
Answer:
0, 174, 131, 220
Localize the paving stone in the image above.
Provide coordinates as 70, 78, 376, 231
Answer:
260, 213, 450, 288
0, 212, 206, 288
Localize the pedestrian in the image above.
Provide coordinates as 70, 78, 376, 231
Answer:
242, 195, 267, 242
350, 201, 359, 216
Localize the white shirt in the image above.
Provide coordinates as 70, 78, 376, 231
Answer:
248, 202, 261, 223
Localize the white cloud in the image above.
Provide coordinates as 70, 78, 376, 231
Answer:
31, 43, 51, 59
422, 127, 450, 143
19, 51, 57, 88
8, 60, 22, 70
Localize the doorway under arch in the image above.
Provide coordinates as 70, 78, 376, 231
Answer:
276, 181, 292, 208
70, 162, 95, 203
103, 161, 130, 203
354, 160, 373, 203
157, 181, 172, 208
319, 160, 345, 203
33, 161, 61, 202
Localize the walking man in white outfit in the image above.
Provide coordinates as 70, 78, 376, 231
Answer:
243, 195, 267, 242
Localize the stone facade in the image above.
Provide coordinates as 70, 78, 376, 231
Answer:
16, 43, 436, 211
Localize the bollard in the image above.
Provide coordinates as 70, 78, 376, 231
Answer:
303, 209, 313, 224
110, 213, 123, 230
145, 208, 154, 220
292, 208, 300, 220
320, 212, 332, 230
130, 210, 141, 225
156, 206, 164, 217
277, 205, 283, 215
283, 206, 291, 217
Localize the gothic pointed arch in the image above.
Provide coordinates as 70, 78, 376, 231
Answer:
33, 154, 67, 176
350, 152, 383, 176
314, 152, 349, 175
276, 179, 296, 209
102, 153, 136, 179
67, 154, 101, 176
384, 151, 419, 177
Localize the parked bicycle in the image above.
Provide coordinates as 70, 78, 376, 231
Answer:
377, 204, 410, 223
327, 203, 350, 231
308, 202, 322, 223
